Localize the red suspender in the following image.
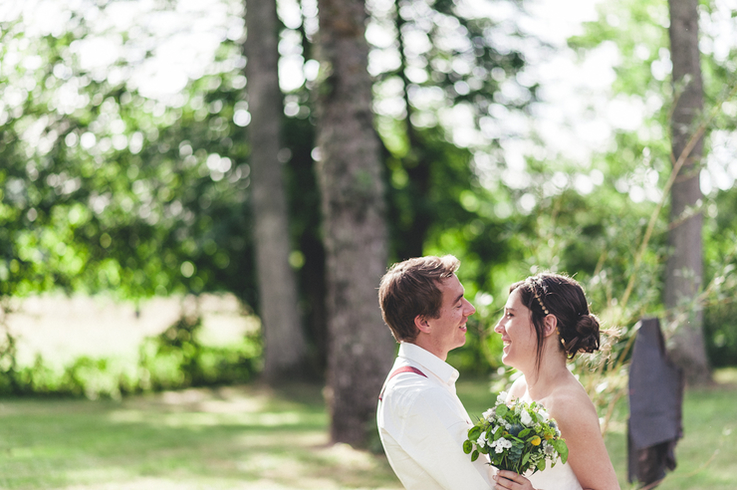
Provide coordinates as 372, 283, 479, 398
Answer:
378, 366, 427, 401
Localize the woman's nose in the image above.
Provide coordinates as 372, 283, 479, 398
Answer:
494, 320, 503, 334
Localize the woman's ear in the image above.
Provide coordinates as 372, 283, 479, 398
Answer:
542, 314, 558, 337
414, 315, 431, 334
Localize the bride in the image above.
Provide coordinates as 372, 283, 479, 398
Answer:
491, 273, 620, 490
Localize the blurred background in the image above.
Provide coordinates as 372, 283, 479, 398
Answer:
0, 0, 736, 487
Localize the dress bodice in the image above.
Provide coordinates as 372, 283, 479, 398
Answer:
517, 389, 583, 490
525, 460, 582, 490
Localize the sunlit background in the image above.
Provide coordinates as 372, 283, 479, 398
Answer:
2, 0, 737, 368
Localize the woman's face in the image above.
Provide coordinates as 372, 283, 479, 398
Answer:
494, 287, 538, 370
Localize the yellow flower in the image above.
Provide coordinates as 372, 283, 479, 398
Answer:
530, 436, 542, 446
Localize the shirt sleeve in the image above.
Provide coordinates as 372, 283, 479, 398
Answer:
381, 384, 493, 490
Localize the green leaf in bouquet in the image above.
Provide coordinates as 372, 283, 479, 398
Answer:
553, 439, 569, 463
468, 425, 482, 440
471, 449, 479, 462
521, 453, 530, 466
496, 404, 508, 417
537, 458, 547, 472
518, 428, 531, 438
492, 425, 503, 440
509, 445, 522, 462
463, 439, 473, 454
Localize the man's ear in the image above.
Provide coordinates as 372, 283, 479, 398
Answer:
542, 314, 558, 337
414, 315, 431, 334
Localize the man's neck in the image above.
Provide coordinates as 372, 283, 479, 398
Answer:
410, 337, 448, 361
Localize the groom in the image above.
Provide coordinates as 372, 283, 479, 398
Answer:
376, 255, 494, 489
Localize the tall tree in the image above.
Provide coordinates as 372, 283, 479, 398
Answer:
665, 0, 710, 384
314, 0, 396, 446
245, 0, 309, 381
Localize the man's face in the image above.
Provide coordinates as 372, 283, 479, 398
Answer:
423, 274, 476, 360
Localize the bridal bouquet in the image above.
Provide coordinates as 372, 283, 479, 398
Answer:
463, 392, 568, 475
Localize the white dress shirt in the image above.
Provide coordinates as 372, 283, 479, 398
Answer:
377, 342, 493, 489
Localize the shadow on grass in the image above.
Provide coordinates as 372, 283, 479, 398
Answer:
0, 384, 401, 490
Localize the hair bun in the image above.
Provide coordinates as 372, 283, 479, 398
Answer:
562, 314, 601, 357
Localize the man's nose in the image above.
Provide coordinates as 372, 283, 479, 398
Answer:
465, 299, 476, 315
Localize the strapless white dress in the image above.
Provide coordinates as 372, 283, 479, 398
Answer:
516, 390, 583, 490
525, 460, 582, 490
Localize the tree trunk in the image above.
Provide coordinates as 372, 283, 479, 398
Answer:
245, 0, 309, 382
665, 0, 710, 385
314, 0, 396, 447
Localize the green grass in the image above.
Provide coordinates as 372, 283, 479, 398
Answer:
0, 383, 399, 490
0, 372, 734, 489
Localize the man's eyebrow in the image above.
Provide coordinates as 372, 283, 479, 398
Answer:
454, 293, 464, 303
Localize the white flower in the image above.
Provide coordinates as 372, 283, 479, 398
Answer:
482, 408, 495, 421
477, 434, 487, 448
520, 410, 533, 426
539, 409, 550, 422
497, 391, 508, 404
492, 438, 513, 454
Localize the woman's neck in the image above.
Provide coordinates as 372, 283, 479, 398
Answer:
523, 346, 569, 401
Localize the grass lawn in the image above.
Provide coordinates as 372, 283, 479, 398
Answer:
0, 370, 734, 490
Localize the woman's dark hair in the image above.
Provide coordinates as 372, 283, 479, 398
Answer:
510, 273, 600, 369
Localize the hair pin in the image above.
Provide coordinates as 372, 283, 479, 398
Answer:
532, 286, 549, 315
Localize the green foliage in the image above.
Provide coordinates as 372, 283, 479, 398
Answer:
0, 4, 258, 305
704, 297, 737, 368
702, 187, 737, 367
370, 0, 536, 265
482, 0, 737, 437
565, 0, 737, 365
0, 1, 333, 372
139, 315, 261, 391
0, 314, 262, 399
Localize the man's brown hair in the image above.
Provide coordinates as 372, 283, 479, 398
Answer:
378, 255, 460, 342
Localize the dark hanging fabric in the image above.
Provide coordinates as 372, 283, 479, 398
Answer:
627, 317, 684, 488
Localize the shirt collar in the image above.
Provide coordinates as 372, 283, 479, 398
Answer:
398, 342, 459, 385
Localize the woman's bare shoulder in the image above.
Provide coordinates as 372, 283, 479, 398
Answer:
507, 375, 528, 400
546, 377, 598, 424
